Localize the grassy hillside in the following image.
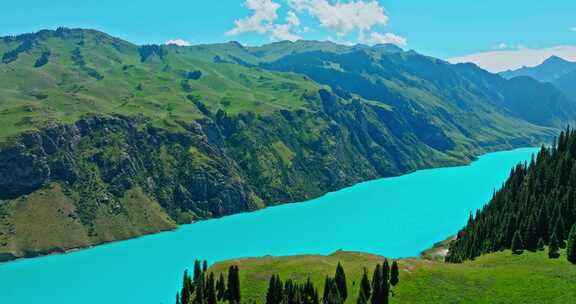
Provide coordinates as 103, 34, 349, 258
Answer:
209, 249, 576, 304
0, 28, 320, 141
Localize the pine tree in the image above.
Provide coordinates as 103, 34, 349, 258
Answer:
567, 224, 576, 264
390, 261, 399, 286
266, 275, 276, 304
554, 217, 566, 248
524, 216, 538, 251
193, 273, 205, 304
216, 273, 226, 301
323, 277, 342, 304
360, 268, 371, 300
227, 265, 241, 304
181, 270, 193, 304
334, 262, 348, 301
382, 260, 390, 304
549, 233, 560, 259
370, 264, 382, 304
176, 292, 181, 304
206, 273, 217, 304
194, 260, 202, 284
537, 238, 545, 251
511, 230, 524, 254
357, 288, 369, 304
203, 260, 208, 273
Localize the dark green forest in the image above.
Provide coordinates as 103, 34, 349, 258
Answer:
447, 128, 576, 263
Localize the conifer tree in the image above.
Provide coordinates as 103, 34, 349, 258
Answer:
181, 270, 193, 304
206, 272, 217, 304
511, 230, 524, 254
334, 262, 348, 301
193, 273, 205, 304
567, 224, 576, 264
194, 260, 202, 284
537, 238, 545, 251
390, 261, 399, 286
370, 264, 382, 304
203, 260, 208, 273
227, 265, 241, 304
266, 275, 276, 304
554, 217, 567, 248
524, 216, 539, 251
357, 288, 369, 304
382, 260, 390, 304
549, 233, 560, 259
322, 277, 342, 304
216, 273, 226, 301
176, 292, 181, 304
360, 268, 371, 300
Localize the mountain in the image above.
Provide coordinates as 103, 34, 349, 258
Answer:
500, 56, 576, 101
446, 128, 576, 263
0, 28, 570, 261
500, 56, 576, 83
261, 49, 576, 128
553, 69, 576, 100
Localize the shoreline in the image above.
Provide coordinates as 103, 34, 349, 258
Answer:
0, 144, 541, 266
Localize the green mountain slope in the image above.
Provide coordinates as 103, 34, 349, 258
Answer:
207, 249, 576, 304
262, 49, 576, 128
0, 28, 567, 261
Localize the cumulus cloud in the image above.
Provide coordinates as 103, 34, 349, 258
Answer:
288, 0, 388, 36
226, 0, 280, 36
448, 45, 576, 73
286, 11, 300, 27
227, 1, 302, 41
271, 24, 302, 41
367, 32, 407, 46
165, 39, 192, 47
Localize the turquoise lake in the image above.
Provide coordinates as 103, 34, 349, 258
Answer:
0, 148, 538, 304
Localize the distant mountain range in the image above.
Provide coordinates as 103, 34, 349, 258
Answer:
500, 56, 576, 100
0, 28, 573, 261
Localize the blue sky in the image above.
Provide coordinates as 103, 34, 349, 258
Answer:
1, 0, 575, 71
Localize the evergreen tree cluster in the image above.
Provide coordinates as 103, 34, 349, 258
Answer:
266, 275, 320, 304
446, 127, 576, 264
177, 260, 400, 304
359, 260, 398, 304
177, 260, 239, 304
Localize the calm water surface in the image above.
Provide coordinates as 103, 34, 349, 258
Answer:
0, 148, 538, 304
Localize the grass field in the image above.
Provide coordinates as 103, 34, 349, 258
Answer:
209, 249, 576, 303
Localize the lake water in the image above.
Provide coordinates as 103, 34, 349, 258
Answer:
0, 148, 538, 304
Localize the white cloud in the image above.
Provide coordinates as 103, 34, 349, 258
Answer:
571, 27, 576, 32
227, 1, 301, 41
286, 11, 300, 27
165, 39, 192, 47
226, 0, 280, 36
367, 32, 407, 46
271, 24, 302, 41
448, 45, 576, 73
288, 0, 388, 36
